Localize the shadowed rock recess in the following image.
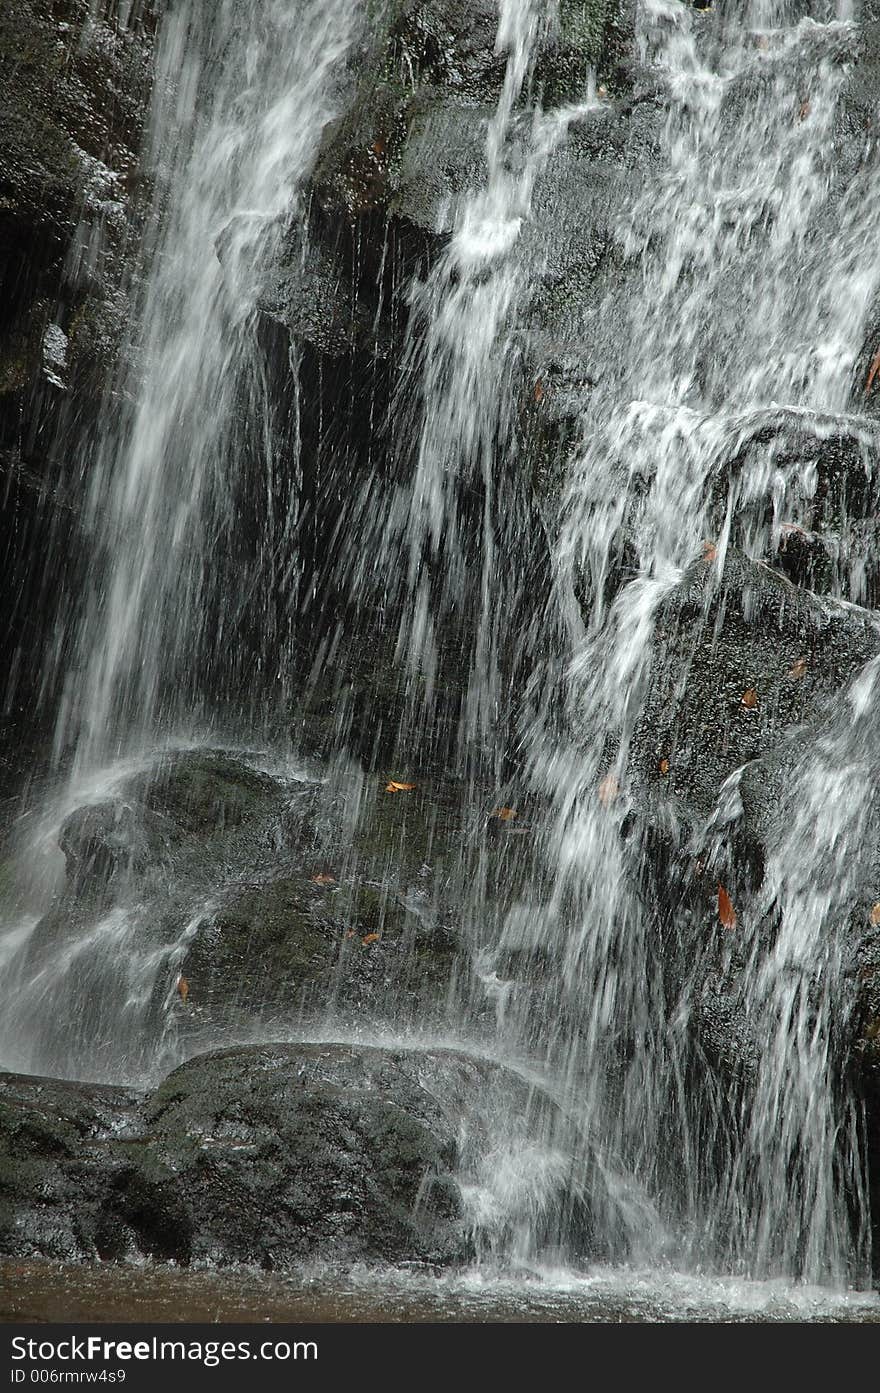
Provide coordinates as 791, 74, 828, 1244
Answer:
4, 0, 880, 1298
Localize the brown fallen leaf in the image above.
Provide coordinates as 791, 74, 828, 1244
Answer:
658, 757, 670, 775
702, 540, 717, 562
176, 976, 189, 1004
372, 138, 385, 156
492, 806, 517, 822
718, 885, 737, 931
741, 687, 758, 709
362, 932, 381, 946
598, 773, 619, 806
798, 99, 811, 121
533, 379, 544, 403
865, 349, 880, 397
870, 902, 880, 926
787, 657, 808, 679
310, 872, 336, 885
385, 780, 416, 792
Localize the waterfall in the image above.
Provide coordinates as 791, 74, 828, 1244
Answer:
52, 0, 361, 773
2, 0, 880, 1298
505, 0, 880, 1281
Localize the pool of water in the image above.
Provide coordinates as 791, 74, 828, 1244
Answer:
3, 1260, 878, 1324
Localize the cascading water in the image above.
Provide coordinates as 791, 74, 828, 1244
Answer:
500, 0, 880, 1282
3, 0, 880, 1312
0, 0, 362, 1077
54, 0, 360, 772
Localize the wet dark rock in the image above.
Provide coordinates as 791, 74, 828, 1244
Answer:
624, 551, 880, 1167
0, 1, 158, 398
176, 871, 461, 1038
130, 1043, 470, 1268
0, 1071, 141, 1262
631, 548, 880, 827
20, 749, 471, 1068
136, 750, 281, 837
59, 800, 174, 897
173, 765, 471, 1038
16, 750, 295, 1060
52, 750, 286, 902
0, 1041, 627, 1271
0, 1045, 534, 1269
275, 0, 634, 361
718, 411, 880, 604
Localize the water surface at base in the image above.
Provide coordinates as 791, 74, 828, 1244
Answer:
2, 1261, 878, 1324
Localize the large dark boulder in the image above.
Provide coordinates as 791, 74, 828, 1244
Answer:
0, 1042, 619, 1270
129, 1043, 469, 1268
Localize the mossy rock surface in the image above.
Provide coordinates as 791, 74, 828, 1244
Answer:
139, 750, 281, 835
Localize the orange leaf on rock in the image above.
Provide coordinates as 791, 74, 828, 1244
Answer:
798, 99, 811, 121
741, 687, 758, 709
701, 540, 717, 562
362, 932, 380, 946
492, 806, 517, 822
787, 657, 807, 679
865, 349, 880, 397
176, 976, 189, 1004
310, 872, 336, 885
533, 379, 544, 403
718, 885, 737, 931
870, 902, 880, 926
658, 757, 669, 775
385, 780, 416, 793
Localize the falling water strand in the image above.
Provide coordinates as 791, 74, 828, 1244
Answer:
375, 0, 589, 774
54, 0, 360, 773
